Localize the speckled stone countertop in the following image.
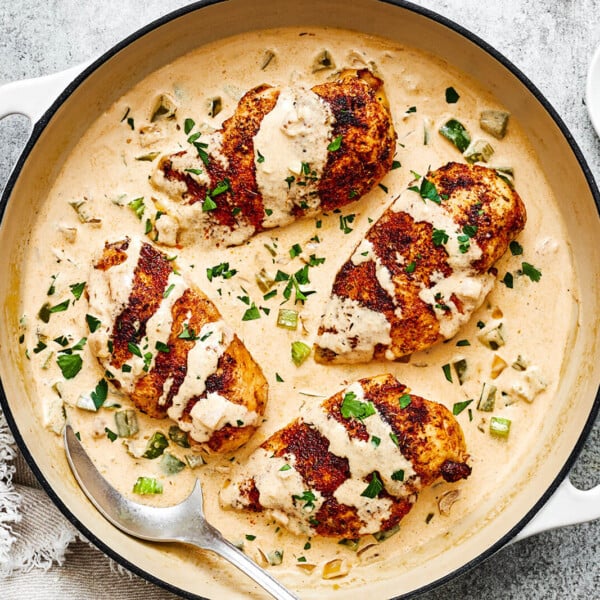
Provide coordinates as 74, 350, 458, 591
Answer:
0, 1, 598, 599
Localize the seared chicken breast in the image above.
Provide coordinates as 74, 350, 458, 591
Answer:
220, 373, 470, 538
150, 69, 396, 247
315, 162, 526, 363
87, 237, 268, 453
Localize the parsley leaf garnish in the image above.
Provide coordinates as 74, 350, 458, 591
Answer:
340, 392, 376, 420
361, 472, 383, 498
521, 262, 542, 282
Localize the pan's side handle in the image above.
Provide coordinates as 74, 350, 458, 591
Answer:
512, 478, 600, 542
0, 62, 90, 124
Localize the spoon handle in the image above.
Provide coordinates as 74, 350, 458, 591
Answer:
188, 525, 300, 600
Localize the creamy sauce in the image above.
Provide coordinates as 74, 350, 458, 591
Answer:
254, 86, 334, 227
18, 27, 578, 594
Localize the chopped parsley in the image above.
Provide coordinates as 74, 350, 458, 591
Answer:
105, 427, 118, 442
256, 149, 265, 163
452, 399, 473, 416
202, 196, 218, 212
69, 281, 85, 300
242, 303, 261, 321
509, 240, 523, 255
279, 464, 292, 472
391, 469, 405, 482
445, 86, 460, 103
38, 299, 70, 323
85, 314, 101, 333
327, 135, 343, 152
405, 261, 416, 274
398, 394, 412, 409
456, 339, 471, 347
57, 353, 83, 379
371, 436, 381, 447
502, 272, 514, 288
406, 106, 417, 113
155, 341, 170, 353
361, 472, 383, 498
378, 183, 389, 193
293, 490, 316, 511
409, 176, 443, 204
206, 262, 237, 282
432, 228, 449, 246
184, 118, 195, 135
90, 379, 108, 410
392, 160, 401, 170
178, 323, 199, 340
340, 391, 376, 420
289, 243, 303, 258
521, 262, 542, 282
47, 274, 58, 296
442, 363, 453, 383
339, 213, 356, 234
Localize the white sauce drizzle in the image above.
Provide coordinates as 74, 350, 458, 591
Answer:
182, 391, 260, 443
315, 295, 392, 362
167, 320, 233, 422
254, 87, 334, 228
221, 448, 325, 536
224, 382, 417, 535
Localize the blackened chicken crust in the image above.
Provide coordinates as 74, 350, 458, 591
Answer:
90, 239, 268, 453
224, 373, 470, 538
152, 69, 396, 245
315, 162, 526, 363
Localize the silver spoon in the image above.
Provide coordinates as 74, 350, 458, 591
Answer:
63, 424, 300, 600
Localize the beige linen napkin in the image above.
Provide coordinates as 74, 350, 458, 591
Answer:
0, 412, 181, 600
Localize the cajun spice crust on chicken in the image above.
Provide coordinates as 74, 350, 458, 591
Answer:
220, 373, 471, 538
314, 162, 527, 364
150, 69, 396, 247
86, 237, 268, 453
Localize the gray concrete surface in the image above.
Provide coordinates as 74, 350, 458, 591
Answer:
0, 1, 598, 598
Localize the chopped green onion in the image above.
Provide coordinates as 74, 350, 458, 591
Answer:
373, 524, 400, 542
160, 452, 186, 475
185, 454, 207, 469
143, 431, 169, 459
463, 139, 494, 163
105, 427, 118, 442
480, 110, 510, 139
453, 359, 468, 385
114, 410, 139, 438
133, 476, 163, 495
70, 282, 86, 300
490, 416, 512, 438
169, 425, 191, 448
277, 308, 299, 330
439, 118, 471, 152
267, 550, 284, 566
291, 341, 311, 366
477, 382, 497, 412
477, 323, 506, 350
255, 269, 275, 293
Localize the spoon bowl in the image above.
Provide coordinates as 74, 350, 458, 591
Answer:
63, 424, 299, 600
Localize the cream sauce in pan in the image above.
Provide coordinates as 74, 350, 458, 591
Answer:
19, 28, 577, 592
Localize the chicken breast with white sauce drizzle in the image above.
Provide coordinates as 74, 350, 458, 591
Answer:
314, 162, 527, 363
220, 373, 471, 538
150, 69, 396, 247
86, 237, 268, 453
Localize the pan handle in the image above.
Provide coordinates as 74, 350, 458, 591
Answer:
512, 478, 600, 542
0, 62, 89, 124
